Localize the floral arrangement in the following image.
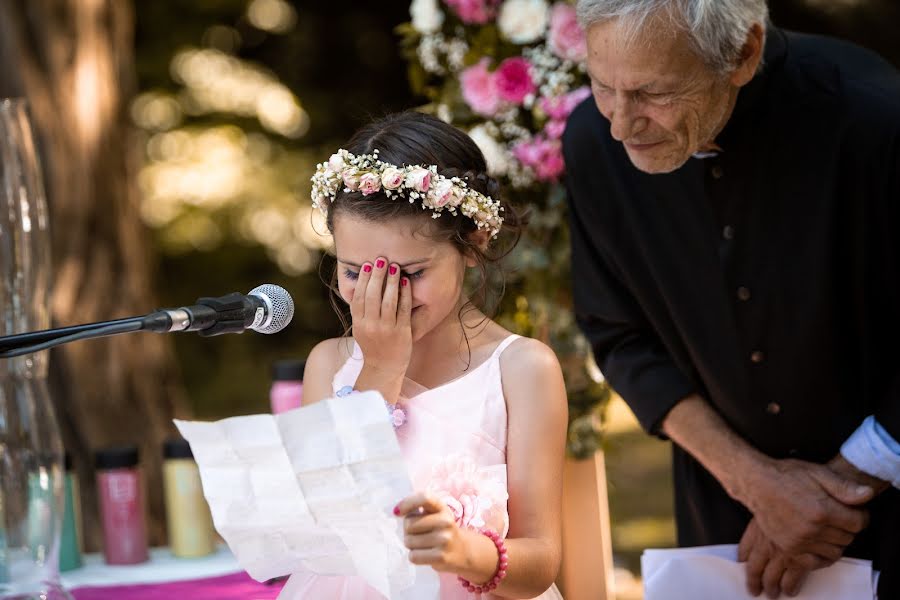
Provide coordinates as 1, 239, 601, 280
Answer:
401, 0, 590, 188
398, 0, 611, 458
311, 148, 504, 238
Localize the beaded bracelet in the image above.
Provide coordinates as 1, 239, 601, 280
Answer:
457, 528, 508, 595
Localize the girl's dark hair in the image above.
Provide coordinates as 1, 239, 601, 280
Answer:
320, 111, 525, 344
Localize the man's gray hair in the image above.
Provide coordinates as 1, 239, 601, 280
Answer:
576, 0, 769, 74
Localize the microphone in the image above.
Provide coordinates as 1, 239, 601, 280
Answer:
0, 284, 295, 359
147, 284, 295, 336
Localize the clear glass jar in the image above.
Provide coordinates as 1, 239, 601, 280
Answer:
0, 98, 71, 599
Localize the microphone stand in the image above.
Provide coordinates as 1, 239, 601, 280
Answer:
0, 292, 253, 359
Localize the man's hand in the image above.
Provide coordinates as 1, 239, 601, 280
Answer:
739, 458, 873, 559
827, 454, 890, 496
738, 518, 832, 598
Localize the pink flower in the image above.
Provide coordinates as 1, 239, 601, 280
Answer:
424, 455, 509, 534
428, 178, 456, 207
359, 172, 382, 195
406, 167, 432, 192
548, 2, 587, 62
381, 167, 405, 190
443, 0, 499, 24
391, 408, 406, 427
494, 57, 536, 105
460, 59, 501, 117
512, 136, 566, 182
544, 118, 567, 140
342, 170, 360, 191
540, 86, 592, 120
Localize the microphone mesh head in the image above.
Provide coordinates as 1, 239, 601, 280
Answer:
249, 284, 294, 334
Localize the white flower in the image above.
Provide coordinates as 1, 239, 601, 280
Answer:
498, 0, 550, 44
469, 124, 510, 176
410, 0, 444, 35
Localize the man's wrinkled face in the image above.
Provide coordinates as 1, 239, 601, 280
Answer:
586, 17, 737, 174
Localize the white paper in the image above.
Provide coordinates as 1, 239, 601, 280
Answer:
642, 545, 877, 600
174, 391, 439, 599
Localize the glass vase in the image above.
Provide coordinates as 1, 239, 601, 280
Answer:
0, 98, 71, 599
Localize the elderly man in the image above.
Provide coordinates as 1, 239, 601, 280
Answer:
563, 1, 899, 598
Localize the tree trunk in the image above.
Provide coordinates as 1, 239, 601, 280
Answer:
0, 0, 188, 550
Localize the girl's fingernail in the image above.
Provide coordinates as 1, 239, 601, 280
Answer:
389, 265, 398, 276
362, 263, 372, 273
392, 504, 401, 516
401, 277, 408, 287
376, 259, 386, 269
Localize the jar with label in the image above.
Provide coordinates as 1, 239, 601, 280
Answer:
163, 438, 216, 557
95, 446, 148, 565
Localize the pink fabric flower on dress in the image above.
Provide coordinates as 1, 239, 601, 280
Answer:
460, 59, 501, 117
494, 57, 536, 105
424, 455, 509, 534
444, 0, 499, 25
548, 2, 587, 62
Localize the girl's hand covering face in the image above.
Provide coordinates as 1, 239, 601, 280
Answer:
349, 256, 413, 376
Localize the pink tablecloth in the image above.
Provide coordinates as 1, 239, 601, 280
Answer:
71, 571, 285, 600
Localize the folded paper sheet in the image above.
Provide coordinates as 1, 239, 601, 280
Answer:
174, 391, 439, 600
642, 545, 877, 600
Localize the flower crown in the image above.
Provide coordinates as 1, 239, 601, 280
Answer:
311, 148, 504, 239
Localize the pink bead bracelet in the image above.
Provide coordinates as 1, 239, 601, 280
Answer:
457, 528, 508, 596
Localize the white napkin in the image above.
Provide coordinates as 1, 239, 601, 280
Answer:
175, 391, 439, 599
642, 545, 877, 600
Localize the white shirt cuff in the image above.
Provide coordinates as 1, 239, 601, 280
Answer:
840, 415, 900, 489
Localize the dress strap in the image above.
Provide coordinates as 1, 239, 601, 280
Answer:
489, 334, 521, 361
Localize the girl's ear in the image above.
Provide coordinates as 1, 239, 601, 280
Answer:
464, 229, 490, 267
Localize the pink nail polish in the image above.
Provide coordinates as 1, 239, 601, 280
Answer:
401, 278, 408, 287
389, 265, 398, 275
393, 504, 401, 516
376, 259, 386, 269
362, 264, 372, 273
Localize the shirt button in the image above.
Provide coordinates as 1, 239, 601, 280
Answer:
737, 287, 751, 301
722, 225, 734, 240
766, 402, 782, 415
711, 165, 724, 179
750, 350, 765, 363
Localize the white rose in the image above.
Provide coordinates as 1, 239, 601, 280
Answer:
410, 0, 444, 35
469, 125, 510, 177
498, 0, 549, 45
328, 152, 344, 172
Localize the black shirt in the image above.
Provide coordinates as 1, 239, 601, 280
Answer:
563, 27, 900, 591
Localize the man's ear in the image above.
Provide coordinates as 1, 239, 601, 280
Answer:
730, 22, 765, 88
464, 229, 491, 267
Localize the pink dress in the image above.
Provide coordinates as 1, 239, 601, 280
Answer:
280, 334, 564, 600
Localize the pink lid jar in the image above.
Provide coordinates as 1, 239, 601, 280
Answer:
270, 359, 305, 414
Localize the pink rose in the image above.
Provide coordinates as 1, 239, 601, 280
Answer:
359, 172, 382, 195
444, 0, 499, 24
460, 59, 501, 117
494, 57, 536, 105
381, 167, 404, 190
406, 167, 432, 193
429, 178, 455, 207
540, 86, 592, 120
342, 170, 360, 191
548, 2, 587, 62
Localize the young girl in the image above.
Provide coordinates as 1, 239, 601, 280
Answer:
289, 112, 567, 599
